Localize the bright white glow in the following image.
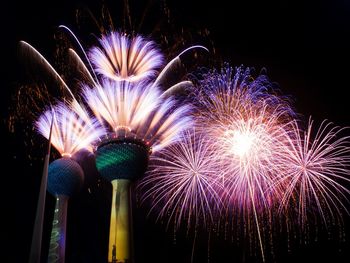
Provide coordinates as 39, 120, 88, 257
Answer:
226, 130, 254, 157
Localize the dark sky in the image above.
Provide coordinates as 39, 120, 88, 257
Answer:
3, 0, 350, 262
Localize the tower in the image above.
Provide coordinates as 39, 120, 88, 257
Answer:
95, 136, 150, 262
34, 103, 105, 263
47, 157, 84, 263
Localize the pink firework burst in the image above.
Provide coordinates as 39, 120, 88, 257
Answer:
214, 103, 292, 212
277, 119, 350, 226
138, 129, 223, 229
191, 64, 296, 261
193, 65, 294, 212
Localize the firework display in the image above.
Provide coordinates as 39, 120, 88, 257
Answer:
139, 65, 350, 261
27, 29, 195, 263
19, 10, 350, 263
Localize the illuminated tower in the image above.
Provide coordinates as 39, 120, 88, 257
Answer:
47, 157, 84, 263
83, 79, 192, 262
27, 28, 202, 262
35, 103, 105, 263
83, 31, 199, 262
95, 135, 149, 262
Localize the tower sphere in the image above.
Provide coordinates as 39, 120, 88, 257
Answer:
95, 138, 150, 182
47, 158, 84, 196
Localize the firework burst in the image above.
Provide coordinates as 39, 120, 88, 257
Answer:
195, 65, 291, 115
277, 119, 350, 226
36, 102, 105, 156
89, 31, 164, 82
215, 103, 292, 211
186, 64, 297, 260
61, 27, 208, 98
139, 129, 223, 229
82, 79, 192, 152
192, 65, 294, 211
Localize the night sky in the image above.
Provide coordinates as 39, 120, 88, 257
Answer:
3, 0, 350, 262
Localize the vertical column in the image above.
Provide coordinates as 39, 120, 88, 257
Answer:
48, 195, 69, 263
108, 179, 132, 263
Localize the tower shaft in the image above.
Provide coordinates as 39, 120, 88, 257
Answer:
108, 179, 132, 263
29, 118, 53, 263
28, 154, 50, 263
48, 195, 69, 263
